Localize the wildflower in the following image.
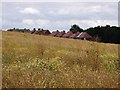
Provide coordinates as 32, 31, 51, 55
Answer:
80, 60, 82, 62
85, 50, 89, 53
91, 60, 94, 62
95, 50, 98, 53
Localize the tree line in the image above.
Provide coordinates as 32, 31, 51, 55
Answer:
69, 24, 120, 44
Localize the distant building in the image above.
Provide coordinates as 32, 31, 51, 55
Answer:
49, 30, 59, 37
34, 30, 43, 35
76, 32, 92, 40
34, 29, 51, 35
42, 30, 51, 35
62, 31, 73, 38
7, 28, 93, 41
70, 32, 80, 39
7, 28, 30, 33
56, 31, 66, 37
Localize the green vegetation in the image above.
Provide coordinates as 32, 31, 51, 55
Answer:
85, 25, 120, 44
69, 25, 120, 44
70, 24, 83, 33
2, 31, 119, 88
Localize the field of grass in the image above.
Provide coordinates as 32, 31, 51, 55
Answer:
2, 31, 119, 88
0, 30, 2, 89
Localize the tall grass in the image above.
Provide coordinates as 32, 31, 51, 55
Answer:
0, 30, 2, 89
2, 31, 119, 88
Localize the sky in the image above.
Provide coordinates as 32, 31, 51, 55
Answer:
2, 2, 118, 31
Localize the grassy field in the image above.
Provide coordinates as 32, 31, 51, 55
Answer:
0, 30, 2, 89
2, 31, 119, 88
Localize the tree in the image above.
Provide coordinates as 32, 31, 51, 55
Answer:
33, 28, 36, 31
85, 25, 120, 44
70, 24, 83, 33
31, 28, 36, 34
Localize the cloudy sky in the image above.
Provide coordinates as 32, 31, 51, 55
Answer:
2, 2, 118, 31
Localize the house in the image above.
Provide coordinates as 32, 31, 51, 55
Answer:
7, 28, 30, 33
62, 31, 73, 38
34, 30, 42, 35
31, 29, 36, 34
42, 30, 51, 35
49, 30, 59, 37
76, 32, 92, 40
76, 32, 83, 39
56, 31, 65, 37
34, 29, 51, 35
70, 32, 80, 39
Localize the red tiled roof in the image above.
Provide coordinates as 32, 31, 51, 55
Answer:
34, 30, 43, 35
34, 30, 51, 35
77, 32, 92, 39
62, 31, 73, 38
42, 30, 51, 35
70, 32, 80, 38
56, 31, 65, 37
49, 31, 59, 37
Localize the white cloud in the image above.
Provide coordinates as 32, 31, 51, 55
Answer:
89, 6, 102, 13
22, 19, 50, 28
49, 9, 70, 15
22, 19, 34, 25
21, 19, 117, 30
49, 4, 117, 20
68, 19, 118, 29
20, 7, 40, 14
49, 7, 76, 15
57, 9, 70, 15
2, 2, 118, 31
1, 0, 119, 2
35, 19, 50, 26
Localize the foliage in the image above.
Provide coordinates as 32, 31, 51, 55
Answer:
2, 31, 119, 88
85, 25, 120, 44
69, 24, 83, 33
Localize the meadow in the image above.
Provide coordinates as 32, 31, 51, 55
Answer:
2, 31, 119, 88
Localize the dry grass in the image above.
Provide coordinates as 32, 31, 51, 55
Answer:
2, 31, 119, 88
0, 30, 2, 89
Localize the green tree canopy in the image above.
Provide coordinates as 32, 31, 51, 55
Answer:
70, 24, 83, 33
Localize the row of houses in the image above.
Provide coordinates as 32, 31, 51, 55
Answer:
7, 28, 93, 40
32, 29, 93, 40
7, 28, 30, 32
